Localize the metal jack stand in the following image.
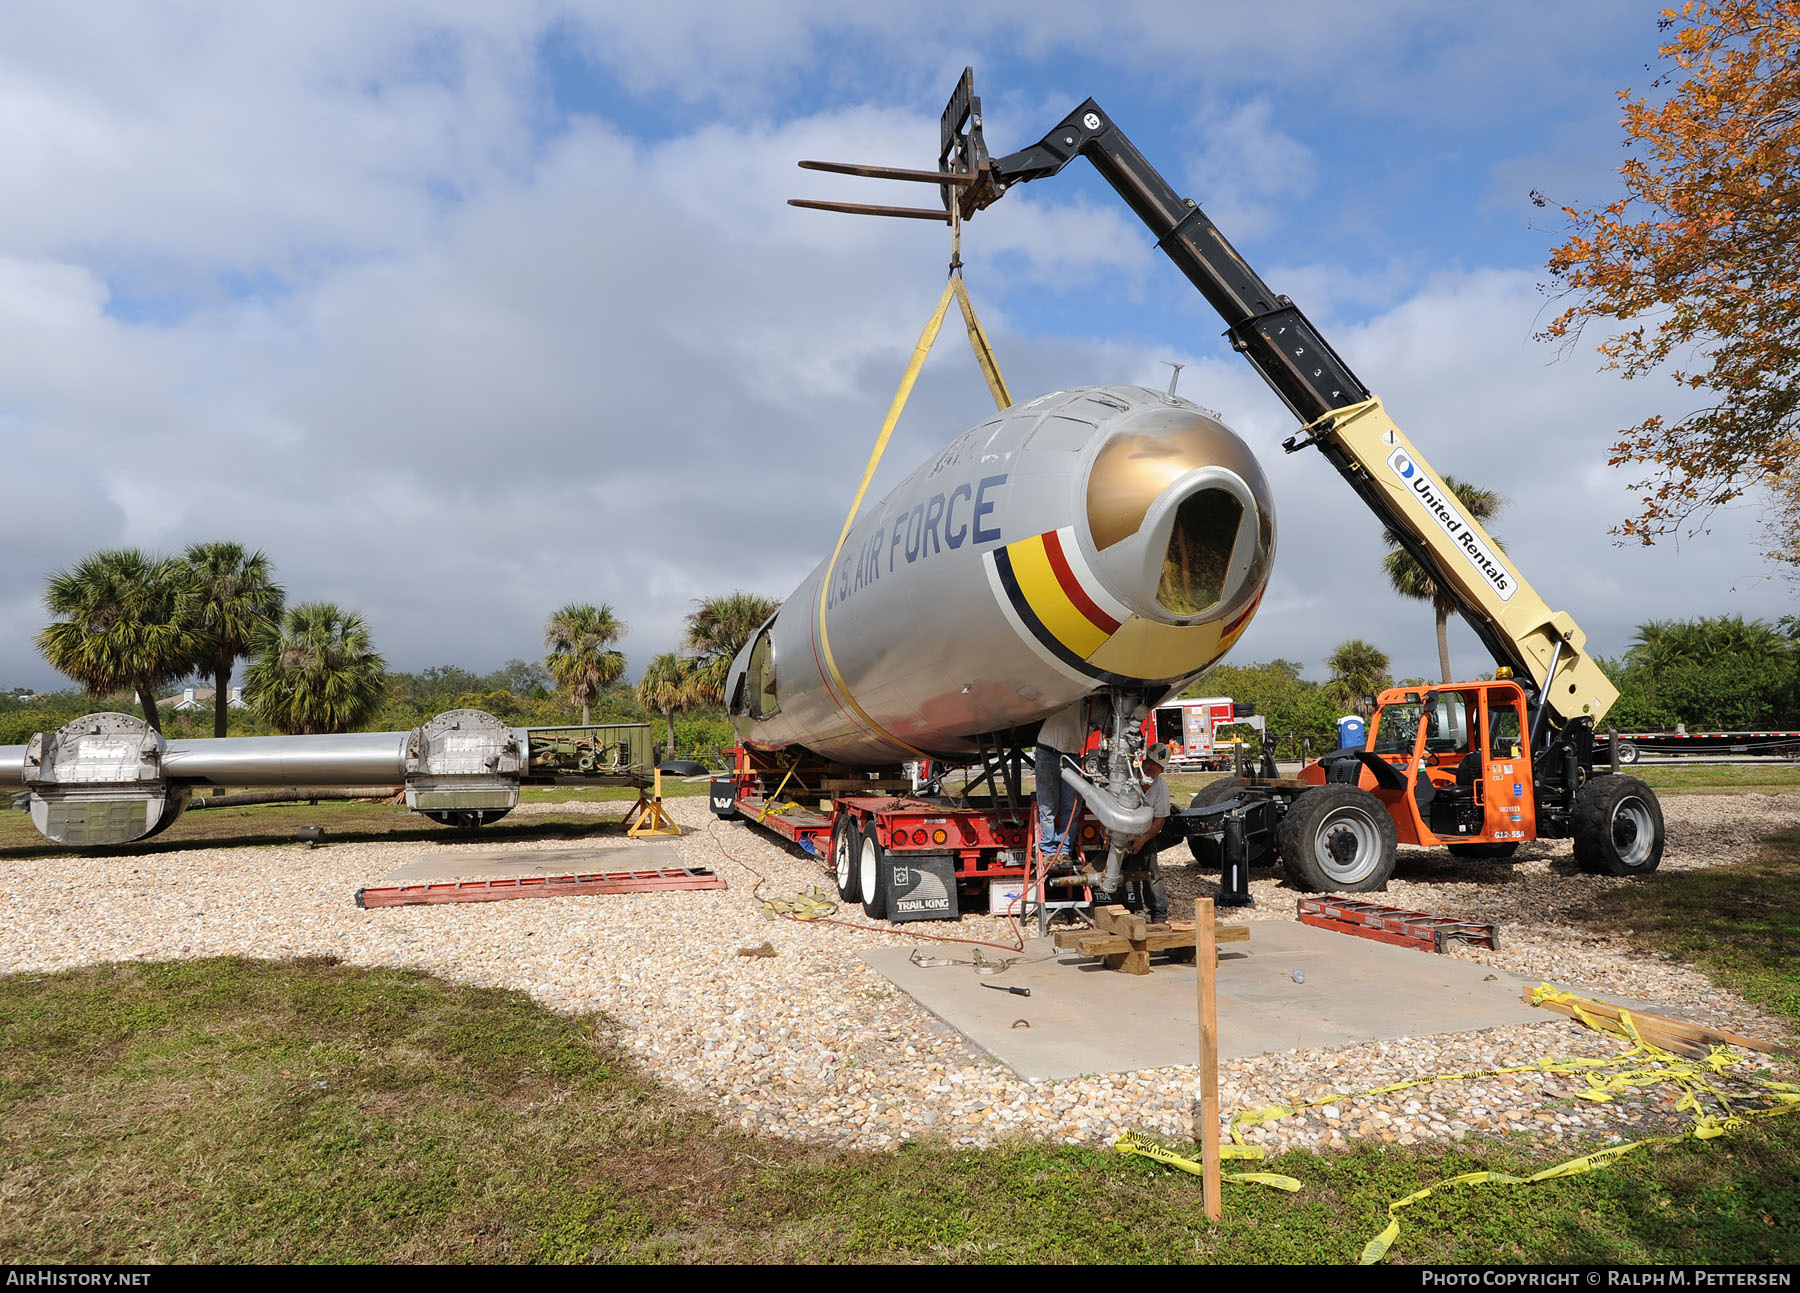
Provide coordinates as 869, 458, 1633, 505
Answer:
623, 766, 683, 838
1218, 811, 1254, 907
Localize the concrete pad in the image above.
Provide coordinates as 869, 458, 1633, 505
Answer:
860, 920, 1608, 1081
377, 844, 685, 887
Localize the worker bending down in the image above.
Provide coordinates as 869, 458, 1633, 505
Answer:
1117, 742, 1172, 924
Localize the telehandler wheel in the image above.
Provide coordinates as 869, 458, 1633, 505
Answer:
832, 817, 862, 904
1572, 775, 1665, 876
1447, 841, 1520, 860
1184, 779, 1274, 868
859, 832, 892, 921
1277, 786, 1397, 893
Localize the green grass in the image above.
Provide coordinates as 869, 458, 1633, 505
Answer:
4, 770, 1799, 1262
1627, 763, 1800, 795
3, 956, 1795, 1264
1583, 829, 1800, 1033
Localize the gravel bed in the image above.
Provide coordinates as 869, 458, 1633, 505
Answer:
2, 792, 1795, 1159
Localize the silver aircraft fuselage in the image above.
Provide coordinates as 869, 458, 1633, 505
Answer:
726, 385, 1276, 765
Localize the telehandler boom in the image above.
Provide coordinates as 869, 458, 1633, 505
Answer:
796, 70, 1665, 889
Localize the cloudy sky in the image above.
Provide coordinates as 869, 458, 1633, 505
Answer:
1, 2, 1790, 695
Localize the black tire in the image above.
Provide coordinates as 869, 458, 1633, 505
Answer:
1183, 779, 1274, 868
1277, 786, 1398, 893
832, 817, 862, 904
1447, 841, 1520, 860
1572, 775, 1665, 876
1617, 741, 1640, 766
859, 830, 891, 921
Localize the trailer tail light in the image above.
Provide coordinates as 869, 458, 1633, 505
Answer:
911, 828, 927, 845
932, 828, 947, 845
1082, 824, 1099, 842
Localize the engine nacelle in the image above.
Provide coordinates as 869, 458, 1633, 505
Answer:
22, 712, 187, 846
403, 708, 528, 828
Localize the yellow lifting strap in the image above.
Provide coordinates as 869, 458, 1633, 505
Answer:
814, 259, 1011, 759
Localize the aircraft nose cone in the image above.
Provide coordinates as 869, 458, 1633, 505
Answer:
1083, 404, 1275, 627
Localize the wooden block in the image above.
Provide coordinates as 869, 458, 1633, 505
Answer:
1101, 948, 1151, 975
1094, 904, 1147, 941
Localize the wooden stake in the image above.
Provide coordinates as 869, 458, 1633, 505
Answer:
1196, 896, 1221, 1222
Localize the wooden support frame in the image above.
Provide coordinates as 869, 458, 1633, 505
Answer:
1051, 905, 1247, 975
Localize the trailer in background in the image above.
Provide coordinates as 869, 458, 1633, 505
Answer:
1147, 696, 1263, 771
1597, 728, 1800, 763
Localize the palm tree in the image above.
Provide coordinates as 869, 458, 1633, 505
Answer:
36, 549, 197, 732
636, 652, 698, 754
544, 602, 626, 725
1628, 614, 1795, 673
1382, 475, 1505, 684
1323, 638, 1393, 719
184, 541, 285, 737
684, 591, 779, 704
242, 602, 387, 735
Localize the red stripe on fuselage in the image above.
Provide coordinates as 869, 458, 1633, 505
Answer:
1040, 530, 1122, 635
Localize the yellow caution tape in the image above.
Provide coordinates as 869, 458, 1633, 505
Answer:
1115, 982, 1798, 1256
1115, 1134, 1302, 1192
1352, 985, 1800, 1263
1359, 1140, 1657, 1264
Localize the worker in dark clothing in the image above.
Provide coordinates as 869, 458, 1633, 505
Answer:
1034, 697, 1095, 860
1119, 742, 1173, 924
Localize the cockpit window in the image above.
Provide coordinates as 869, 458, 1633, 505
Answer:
1156, 487, 1241, 616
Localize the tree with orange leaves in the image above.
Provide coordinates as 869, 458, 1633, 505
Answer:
1539, 1, 1800, 569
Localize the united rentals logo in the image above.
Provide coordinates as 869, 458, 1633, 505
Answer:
1384, 448, 1515, 603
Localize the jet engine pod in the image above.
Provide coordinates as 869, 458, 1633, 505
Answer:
403, 708, 527, 828
23, 712, 187, 846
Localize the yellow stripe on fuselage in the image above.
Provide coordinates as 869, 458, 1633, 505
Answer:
1008, 534, 1111, 658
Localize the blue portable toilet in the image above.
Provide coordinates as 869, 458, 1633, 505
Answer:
1336, 715, 1366, 750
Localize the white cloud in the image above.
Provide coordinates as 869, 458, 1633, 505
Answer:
1184, 99, 1318, 238
0, 1, 1785, 707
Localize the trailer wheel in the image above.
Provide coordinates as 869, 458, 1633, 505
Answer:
1184, 779, 1273, 868
1616, 741, 1640, 765
1572, 775, 1665, 876
1277, 786, 1397, 893
860, 832, 891, 920
832, 817, 862, 904
1447, 841, 1520, 860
